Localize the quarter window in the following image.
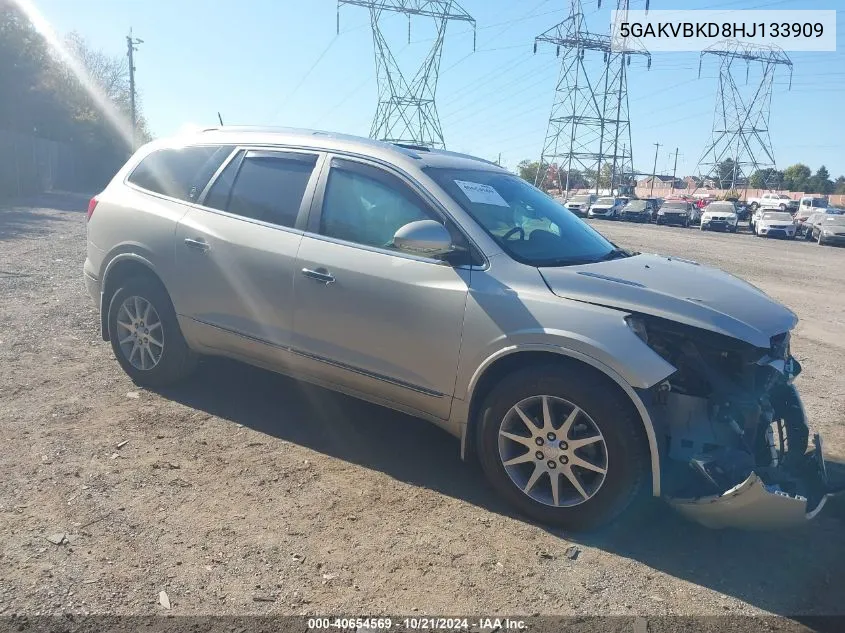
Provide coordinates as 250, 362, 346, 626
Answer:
127, 145, 233, 202
320, 161, 435, 250
206, 151, 317, 228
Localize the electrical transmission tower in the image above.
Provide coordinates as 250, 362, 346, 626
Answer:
694, 40, 793, 192
337, 1, 475, 149
534, 0, 650, 196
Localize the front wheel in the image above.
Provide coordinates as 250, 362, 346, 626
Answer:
476, 365, 649, 531
107, 276, 197, 387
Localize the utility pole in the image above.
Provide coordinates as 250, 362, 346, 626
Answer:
694, 40, 792, 194
337, 1, 475, 149
670, 147, 679, 194
126, 30, 143, 151
649, 142, 661, 198
533, 0, 651, 196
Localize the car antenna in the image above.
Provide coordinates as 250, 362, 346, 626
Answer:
217, 112, 224, 126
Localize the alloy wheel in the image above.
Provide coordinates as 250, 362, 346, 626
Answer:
115, 295, 164, 371
498, 395, 608, 507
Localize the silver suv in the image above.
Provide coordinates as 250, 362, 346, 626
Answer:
84, 127, 835, 530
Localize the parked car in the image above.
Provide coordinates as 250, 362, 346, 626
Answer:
797, 195, 831, 216
747, 192, 792, 212
655, 200, 694, 227
754, 211, 796, 239
811, 214, 845, 246
797, 212, 822, 239
588, 196, 626, 220
564, 194, 596, 218
699, 201, 738, 233
84, 127, 834, 531
620, 198, 658, 223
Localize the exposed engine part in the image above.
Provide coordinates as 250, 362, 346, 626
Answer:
633, 315, 840, 527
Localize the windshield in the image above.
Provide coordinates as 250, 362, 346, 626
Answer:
762, 212, 792, 221
596, 197, 615, 205
426, 168, 617, 267
706, 203, 735, 213
626, 200, 647, 211
823, 216, 845, 225
662, 201, 688, 209
569, 195, 591, 204
810, 198, 829, 208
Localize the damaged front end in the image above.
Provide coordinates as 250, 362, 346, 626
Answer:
630, 316, 841, 529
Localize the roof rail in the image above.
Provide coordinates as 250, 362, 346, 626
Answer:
393, 142, 432, 152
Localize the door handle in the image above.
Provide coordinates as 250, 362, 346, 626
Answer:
184, 237, 210, 252
301, 267, 335, 285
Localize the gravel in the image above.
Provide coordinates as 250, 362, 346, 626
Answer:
0, 194, 842, 617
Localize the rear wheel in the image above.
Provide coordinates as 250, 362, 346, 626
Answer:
107, 276, 197, 387
476, 365, 649, 531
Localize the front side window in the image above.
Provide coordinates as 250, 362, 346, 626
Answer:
425, 168, 617, 267
320, 161, 435, 250
206, 151, 317, 228
127, 145, 232, 202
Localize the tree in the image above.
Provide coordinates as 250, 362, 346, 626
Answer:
715, 158, 738, 189
517, 160, 541, 186
807, 165, 833, 194
0, 3, 151, 191
749, 168, 783, 190
834, 176, 845, 195
782, 163, 812, 192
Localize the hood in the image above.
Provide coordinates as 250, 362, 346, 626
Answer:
539, 254, 797, 349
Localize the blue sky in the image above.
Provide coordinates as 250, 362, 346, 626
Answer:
33, 0, 845, 179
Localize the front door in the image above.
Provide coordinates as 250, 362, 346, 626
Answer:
290, 157, 471, 420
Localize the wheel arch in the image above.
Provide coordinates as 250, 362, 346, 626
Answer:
99, 254, 168, 341
461, 346, 662, 497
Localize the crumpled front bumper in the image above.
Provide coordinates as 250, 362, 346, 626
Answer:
669, 471, 832, 530
668, 434, 840, 530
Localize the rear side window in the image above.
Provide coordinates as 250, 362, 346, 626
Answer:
205, 151, 317, 228
127, 145, 233, 202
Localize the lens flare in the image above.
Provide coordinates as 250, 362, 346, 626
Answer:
13, 0, 135, 148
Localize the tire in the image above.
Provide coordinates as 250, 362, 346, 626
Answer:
476, 364, 649, 531
107, 275, 197, 387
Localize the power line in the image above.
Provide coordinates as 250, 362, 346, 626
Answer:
268, 35, 339, 122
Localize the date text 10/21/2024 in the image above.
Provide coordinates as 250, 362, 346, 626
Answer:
306, 617, 528, 631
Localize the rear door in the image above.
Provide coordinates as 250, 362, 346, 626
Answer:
173, 148, 324, 366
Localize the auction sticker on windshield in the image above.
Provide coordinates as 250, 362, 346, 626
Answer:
454, 180, 509, 207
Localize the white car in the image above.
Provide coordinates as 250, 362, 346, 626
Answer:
588, 196, 626, 219
699, 201, 738, 233
748, 192, 792, 212
755, 211, 796, 239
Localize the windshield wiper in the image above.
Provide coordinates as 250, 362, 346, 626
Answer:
599, 247, 632, 261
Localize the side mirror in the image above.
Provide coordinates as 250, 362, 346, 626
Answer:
392, 220, 453, 256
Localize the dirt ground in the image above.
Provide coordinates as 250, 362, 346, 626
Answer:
1, 193, 844, 618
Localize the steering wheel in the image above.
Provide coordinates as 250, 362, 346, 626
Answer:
502, 226, 525, 241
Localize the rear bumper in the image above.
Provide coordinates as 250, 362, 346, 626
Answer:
83, 259, 100, 305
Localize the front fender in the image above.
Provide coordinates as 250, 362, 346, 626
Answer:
460, 343, 666, 496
